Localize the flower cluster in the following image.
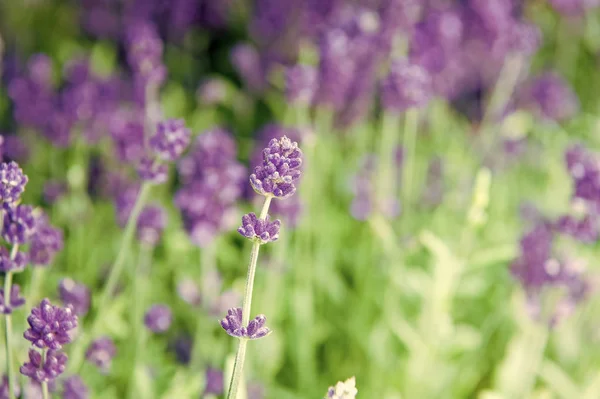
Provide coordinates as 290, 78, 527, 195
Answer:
85, 337, 117, 373
58, 278, 91, 316
144, 304, 172, 333
20, 299, 78, 383
175, 128, 246, 247
29, 213, 64, 267
250, 136, 303, 199
325, 377, 358, 399
237, 213, 280, 244
220, 307, 271, 340
62, 375, 89, 399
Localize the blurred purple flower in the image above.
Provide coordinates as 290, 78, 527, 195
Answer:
0, 374, 21, 398
285, 65, 317, 105
149, 119, 191, 162
230, 43, 268, 93
2, 204, 36, 245
43, 180, 68, 205
381, 59, 432, 113
520, 72, 579, 122
85, 337, 116, 373
0, 247, 28, 273
137, 204, 167, 246
30, 213, 63, 267
62, 375, 89, 399
58, 279, 91, 316
0, 284, 26, 314
137, 156, 168, 184
197, 78, 227, 105
204, 367, 224, 395
144, 304, 172, 333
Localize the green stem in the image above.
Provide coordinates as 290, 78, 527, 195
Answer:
377, 112, 400, 215
226, 195, 272, 399
402, 108, 419, 209
98, 182, 152, 312
128, 244, 153, 399
27, 266, 45, 305
191, 245, 216, 369
3, 244, 20, 399
41, 349, 49, 399
3, 271, 15, 399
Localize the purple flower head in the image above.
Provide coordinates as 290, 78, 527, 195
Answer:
58, 279, 91, 316
204, 367, 224, 395
230, 43, 268, 93
150, 119, 191, 162
285, 65, 317, 105
137, 156, 168, 184
0, 374, 21, 398
30, 213, 63, 267
24, 298, 78, 350
220, 307, 271, 340
20, 349, 67, 383
556, 213, 599, 243
144, 304, 172, 333
43, 180, 68, 205
0, 284, 26, 314
564, 145, 600, 211
0, 246, 28, 273
85, 337, 116, 373
3, 135, 30, 164
2, 204, 36, 245
521, 72, 579, 122
237, 213, 281, 244
137, 205, 167, 246
111, 116, 146, 163
381, 60, 432, 112
62, 375, 89, 399
250, 136, 303, 199
197, 78, 228, 105
125, 20, 166, 85
0, 161, 28, 204
549, 0, 600, 15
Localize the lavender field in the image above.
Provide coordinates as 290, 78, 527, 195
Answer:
1, 1, 600, 398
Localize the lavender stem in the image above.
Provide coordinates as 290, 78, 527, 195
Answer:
3, 244, 20, 399
226, 195, 272, 399
41, 348, 49, 399
99, 182, 152, 310
402, 108, 419, 208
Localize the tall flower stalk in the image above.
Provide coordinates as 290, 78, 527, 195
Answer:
222, 136, 303, 399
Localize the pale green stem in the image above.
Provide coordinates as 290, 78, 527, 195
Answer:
3, 244, 20, 399
191, 245, 216, 369
129, 244, 153, 399
41, 349, 49, 399
377, 112, 400, 215
98, 182, 152, 313
226, 195, 272, 399
402, 108, 419, 208
27, 266, 45, 305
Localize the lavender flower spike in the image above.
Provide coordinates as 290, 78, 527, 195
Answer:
249, 136, 303, 199
24, 298, 78, 350
0, 284, 26, 314
58, 279, 91, 316
0, 161, 28, 204
325, 377, 358, 399
144, 304, 172, 333
149, 119, 191, 162
220, 307, 271, 340
85, 337, 117, 373
237, 213, 281, 244
20, 349, 67, 383
62, 375, 89, 399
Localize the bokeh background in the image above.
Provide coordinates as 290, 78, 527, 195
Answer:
1, 0, 600, 398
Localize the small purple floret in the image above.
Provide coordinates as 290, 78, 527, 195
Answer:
220, 307, 271, 340
58, 279, 91, 316
20, 349, 68, 383
0, 246, 28, 273
30, 213, 63, 267
381, 59, 432, 112
85, 337, 117, 373
62, 375, 89, 399
0, 161, 28, 204
137, 156, 168, 184
24, 298, 78, 350
144, 304, 172, 333
0, 284, 26, 314
137, 205, 167, 246
237, 213, 280, 244
150, 119, 191, 162
2, 204, 36, 245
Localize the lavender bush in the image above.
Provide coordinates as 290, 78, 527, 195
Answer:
1, 1, 600, 398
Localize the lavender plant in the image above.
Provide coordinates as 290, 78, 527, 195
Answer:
221, 136, 302, 399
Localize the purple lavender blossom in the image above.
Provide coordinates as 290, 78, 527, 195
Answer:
204, 367, 224, 395
0, 161, 28, 204
250, 136, 303, 199
2, 204, 36, 245
30, 213, 63, 267
62, 375, 89, 399
149, 119, 191, 162
58, 279, 91, 316
20, 349, 67, 383
0, 374, 21, 398
85, 337, 116, 373
175, 128, 246, 247
197, 78, 227, 105
0, 284, 26, 314
381, 60, 432, 112
285, 65, 317, 105
137, 156, 168, 184
0, 247, 28, 273
137, 205, 167, 246
549, 0, 600, 15
521, 72, 579, 122
3, 135, 31, 163
125, 20, 166, 86
556, 214, 599, 243
110, 116, 146, 164
144, 304, 172, 333
237, 213, 281, 244
230, 43, 268, 93
220, 307, 271, 340
24, 299, 78, 350
564, 145, 600, 210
